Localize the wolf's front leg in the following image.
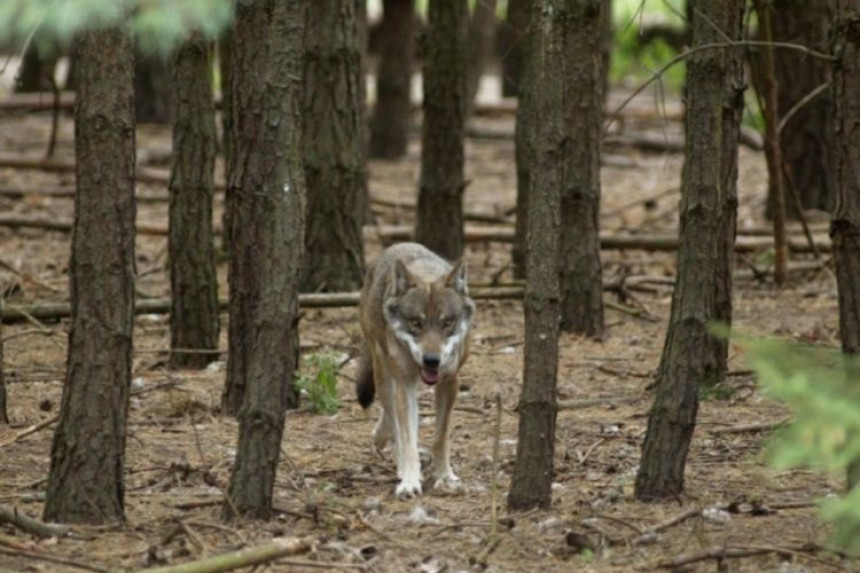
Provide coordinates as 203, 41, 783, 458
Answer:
432, 376, 460, 489
392, 380, 421, 497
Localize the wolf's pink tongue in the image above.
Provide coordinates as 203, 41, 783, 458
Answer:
421, 369, 440, 385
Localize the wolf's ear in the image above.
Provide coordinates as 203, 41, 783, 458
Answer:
445, 258, 468, 295
393, 259, 418, 296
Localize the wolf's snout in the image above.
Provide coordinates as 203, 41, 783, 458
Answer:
422, 354, 440, 370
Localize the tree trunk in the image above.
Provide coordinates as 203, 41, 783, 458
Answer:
829, 0, 860, 488
465, 0, 498, 114
507, 0, 563, 512
15, 40, 56, 93
223, 0, 307, 520
635, 0, 744, 502
134, 49, 173, 124
512, 103, 530, 279
301, 0, 367, 292
415, 0, 468, 261
602, 0, 613, 100
499, 0, 530, 98
559, 0, 604, 338
369, 0, 415, 159
168, 35, 220, 370
43, 27, 136, 524
771, 0, 834, 217
219, 23, 235, 255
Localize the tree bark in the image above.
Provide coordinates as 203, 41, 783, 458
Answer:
301, 0, 367, 292
134, 49, 173, 124
43, 27, 136, 524
829, 0, 860, 488
168, 35, 221, 370
635, 0, 744, 502
499, 0, 530, 98
223, 0, 307, 520
559, 0, 604, 337
770, 0, 834, 216
369, 0, 415, 159
415, 0, 468, 261
219, 22, 235, 255
512, 74, 531, 279
466, 0, 498, 115
508, 0, 563, 512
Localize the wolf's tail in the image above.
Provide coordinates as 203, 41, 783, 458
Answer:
355, 344, 375, 408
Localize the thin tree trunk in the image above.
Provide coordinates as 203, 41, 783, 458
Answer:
829, 0, 860, 489
301, 0, 367, 292
499, 0, 530, 98
508, 0, 563, 511
134, 49, 173, 124
466, 0, 498, 115
369, 0, 415, 159
635, 0, 744, 501
415, 0, 468, 261
559, 0, 604, 337
43, 27, 136, 524
15, 40, 56, 93
754, 0, 789, 285
223, 0, 307, 520
602, 0, 613, 101
512, 78, 531, 280
168, 35, 220, 370
219, 22, 235, 255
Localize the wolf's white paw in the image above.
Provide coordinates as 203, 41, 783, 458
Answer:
395, 478, 423, 499
432, 471, 461, 492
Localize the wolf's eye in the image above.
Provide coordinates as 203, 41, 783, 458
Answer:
408, 318, 423, 331
443, 317, 455, 330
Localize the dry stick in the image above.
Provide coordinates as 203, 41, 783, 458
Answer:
655, 545, 841, 570
709, 418, 790, 435
0, 546, 108, 573
0, 504, 71, 538
0, 414, 59, 448
754, 0, 789, 285
139, 537, 313, 573
778, 81, 831, 135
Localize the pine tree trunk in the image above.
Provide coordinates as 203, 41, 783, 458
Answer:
465, 0, 498, 114
223, 0, 307, 520
829, 0, 860, 488
559, 0, 604, 337
507, 0, 563, 512
499, 0, 530, 98
168, 35, 220, 370
219, 23, 235, 255
415, 0, 468, 261
513, 107, 530, 279
635, 0, 744, 502
369, 0, 415, 159
770, 0, 834, 216
301, 0, 367, 292
134, 49, 173, 124
15, 40, 56, 93
43, 27, 136, 524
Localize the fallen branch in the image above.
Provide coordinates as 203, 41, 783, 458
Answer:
0, 415, 59, 448
0, 545, 107, 573
140, 537, 312, 573
709, 419, 790, 435
654, 544, 840, 570
0, 504, 72, 538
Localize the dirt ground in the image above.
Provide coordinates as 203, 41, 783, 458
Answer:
0, 92, 850, 572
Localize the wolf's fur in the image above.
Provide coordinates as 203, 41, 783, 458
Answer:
356, 243, 475, 497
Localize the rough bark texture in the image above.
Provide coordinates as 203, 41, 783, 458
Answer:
369, 0, 415, 159
301, 0, 367, 292
558, 0, 604, 337
466, 0, 498, 114
134, 49, 173, 124
512, 99, 530, 279
507, 0, 563, 511
168, 35, 220, 370
223, 0, 307, 520
43, 27, 136, 524
635, 0, 744, 502
829, 0, 860, 488
415, 0, 468, 261
771, 0, 834, 216
219, 23, 235, 255
499, 0, 530, 97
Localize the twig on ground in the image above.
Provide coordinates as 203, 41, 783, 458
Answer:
654, 544, 842, 570
0, 504, 72, 538
0, 546, 108, 573
139, 537, 312, 573
709, 419, 790, 435
578, 438, 607, 466
0, 415, 59, 448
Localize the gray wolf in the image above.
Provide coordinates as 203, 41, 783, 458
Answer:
356, 243, 475, 497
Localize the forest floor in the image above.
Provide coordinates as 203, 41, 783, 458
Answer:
0, 91, 851, 572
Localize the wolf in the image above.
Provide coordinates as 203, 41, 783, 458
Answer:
355, 243, 475, 497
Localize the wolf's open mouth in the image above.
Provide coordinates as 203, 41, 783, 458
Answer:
420, 368, 440, 385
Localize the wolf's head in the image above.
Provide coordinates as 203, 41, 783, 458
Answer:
383, 259, 475, 386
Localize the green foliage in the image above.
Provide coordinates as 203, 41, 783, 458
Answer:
296, 352, 341, 415
735, 335, 860, 554
0, 0, 232, 57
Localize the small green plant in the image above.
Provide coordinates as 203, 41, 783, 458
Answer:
296, 352, 341, 415
733, 334, 860, 555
